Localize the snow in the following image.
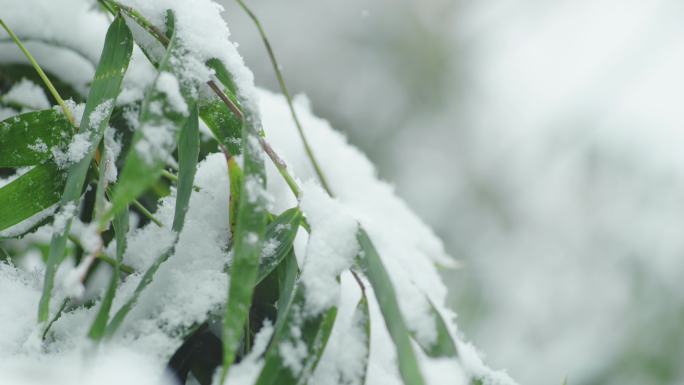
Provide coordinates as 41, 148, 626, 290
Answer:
0, 1, 514, 384
310, 272, 368, 385
104, 153, 231, 358
87, 99, 114, 130
64, 132, 90, 164
2, 79, 50, 110
222, 320, 274, 384
299, 182, 359, 315
119, 0, 259, 111
0, 262, 41, 359
103, 127, 122, 183
51, 203, 77, 235
156, 72, 188, 116
27, 138, 48, 153
259, 90, 517, 384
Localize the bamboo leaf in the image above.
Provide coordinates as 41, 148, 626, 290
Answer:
415, 299, 458, 358
356, 228, 425, 385
206, 58, 238, 95
88, 208, 129, 340
201, 59, 243, 155
255, 285, 337, 385
173, 103, 199, 232
274, 250, 299, 333
199, 99, 242, 156
38, 14, 133, 324
256, 208, 302, 285
228, 156, 242, 235
104, 10, 197, 226
0, 163, 66, 232
221, 102, 268, 381
0, 110, 71, 167
104, 103, 200, 338
354, 293, 371, 385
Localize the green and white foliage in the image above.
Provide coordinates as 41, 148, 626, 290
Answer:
0, 1, 516, 385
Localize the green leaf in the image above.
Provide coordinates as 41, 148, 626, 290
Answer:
38, 14, 133, 324
0, 110, 71, 167
221, 105, 268, 380
415, 299, 458, 358
274, 250, 299, 333
104, 237, 176, 338
256, 208, 302, 285
104, 104, 200, 338
255, 285, 338, 385
354, 293, 371, 385
200, 59, 243, 155
104, 11, 197, 226
356, 228, 425, 385
206, 58, 238, 95
199, 99, 242, 156
173, 103, 200, 232
228, 156, 242, 235
88, 207, 128, 340
0, 163, 66, 232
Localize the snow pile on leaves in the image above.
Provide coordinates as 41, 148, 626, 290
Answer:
0, 0, 516, 384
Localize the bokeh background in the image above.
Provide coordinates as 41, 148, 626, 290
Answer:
217, 1, 684, 384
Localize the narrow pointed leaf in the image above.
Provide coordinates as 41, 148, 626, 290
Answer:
354, 293, 371, 385
415, 299, 458, 358
104, 105, 200, 338
255, 285, 337, 385
221, 100, 268, 380
88, 208, 129, 340
38, 14, 133, 323
0, 163, 66, 232
256, 207, 302, 285
275, 250, 299, 333
228, 156, 242, 235
356, 228, 425, 385
0, 110, 71, 167
173, 103, 200, 232
104, 11, 197, 226
200, 59, 243, 155
199, 99, 242, 156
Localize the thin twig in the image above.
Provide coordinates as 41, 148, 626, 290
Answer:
232, 0, 333, 196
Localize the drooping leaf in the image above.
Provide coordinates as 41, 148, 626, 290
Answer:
221, 89, 268, 381
38, 14, 133, 324
0, 109, 71, 167
104, 103, 200, 338
356, 228, 425, 385
256, 207, 302, 285
0, 163, 66, 232
354, 293, 371, 385
103, 10, 197, 226
415, 299, 458, 358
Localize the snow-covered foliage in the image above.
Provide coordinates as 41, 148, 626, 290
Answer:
0, 1, 515, 384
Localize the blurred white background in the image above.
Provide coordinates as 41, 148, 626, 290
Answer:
219, 1, 684, 384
